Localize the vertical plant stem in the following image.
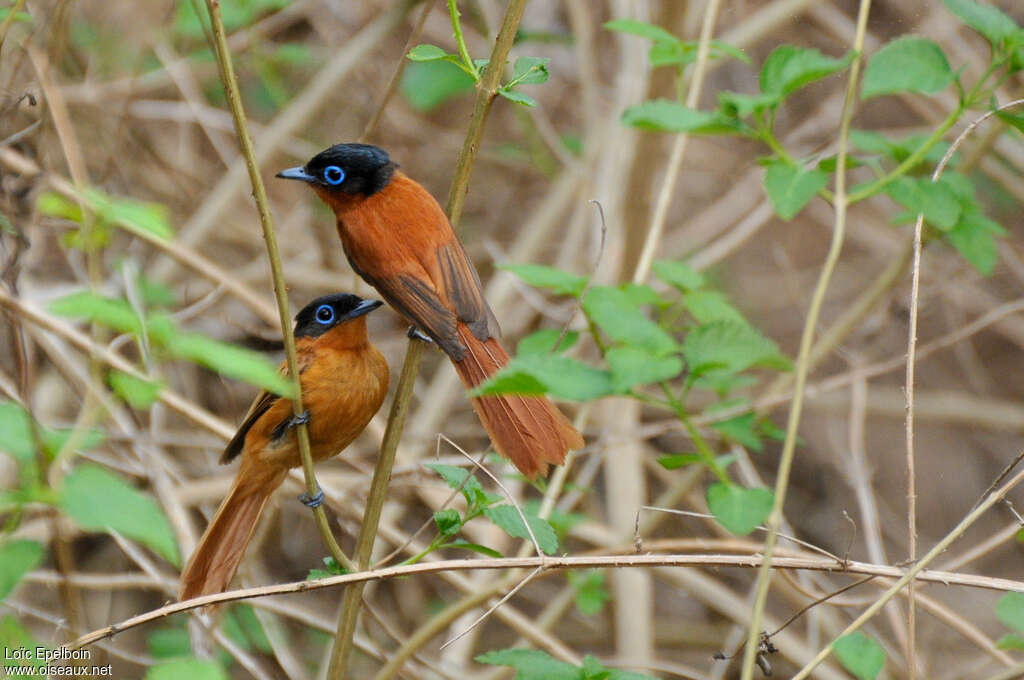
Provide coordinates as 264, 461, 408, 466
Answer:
447, 0, 478, 80
0, 0, 26, 52
739, 1, 872, 678
203, 0, 352, 572
326, 2, 527, 676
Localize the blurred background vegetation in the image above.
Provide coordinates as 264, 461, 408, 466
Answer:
3, 0, 1024, 678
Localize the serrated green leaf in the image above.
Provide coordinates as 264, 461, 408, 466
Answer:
717, 90, 781, 119
484, 505, 558, 555
406, 44, 452, 61
862, 36, 953, 99
605, 347, 683, 392
683, 320, 790, 376
433, 508, 462, 537
0, 539, 44, 600
517, 329, 578, 356
706, 483, 773, 535
711, 411, 763, 451
500, 263, 588, 297
400, 60, 474, 112
603, 19, 677, 43
476, 648, 579, 679
652, 260, 705, 291
622, 99, 740, 134
997, 592, 1024, 631
439, 540, 503, 558
942, 0, 1020, 49
568, 570, 609, 616
834, 632, 886, 680
60, 464, 180, 565
108, 370, 163, 409
498, 88, 537, 107
884, 176, 961, 231
425, 463, 485, 507
759, 45, 852, 96
583, 286, 677, 355
474, 353, 615, 401
947, 211, 1005, 275
145, 658, 228, 680
763, 162, 828, 220
510, 56, 550, 85
682, 290, 747, 325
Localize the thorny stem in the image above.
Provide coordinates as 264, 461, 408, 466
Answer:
739, 1, 872, 677
203, 0, 352, 574
327, 2, 528, 676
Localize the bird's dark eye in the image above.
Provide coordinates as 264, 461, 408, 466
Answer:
315, 304, 335, 324
323, 165, 345, 185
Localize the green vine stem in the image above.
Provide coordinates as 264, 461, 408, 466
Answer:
326, 1, 527, 676
739, 0, 873, 677
202, 0, 353, 573
447, 0, 478, 80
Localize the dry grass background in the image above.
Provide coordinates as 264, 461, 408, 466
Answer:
2, 0, 1024, 678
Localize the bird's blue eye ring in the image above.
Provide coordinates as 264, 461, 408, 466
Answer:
323, 165, 345, 185
315, 304, 335, 324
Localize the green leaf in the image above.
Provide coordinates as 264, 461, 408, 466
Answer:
567, 570, 609, 616
475, 353, 615, 402
108, 370, 163, 409
1, 616, 46, 671
433, 509, 462, 537
706, 483, 773, 535
476, 648, 579, 680
833, 632, 886, 680
759, 45, 852, 96
657, 453, 702, 470
763, 162, 828, 220
424, 463, 487, 507
861, 36, 953, 99
717, 91, 781, 119
711, 411, 763, 451
884, 176, 961, 231
652, 260, 705, 291
484, 505, 558, 555
49, 292, 143, 335
648, 39, 696, 68
942, 0, 1020, 49
622, 99, 740, 134
947, 211, 1005, 275
517, 329, 578, 356
682, 290, 747, 325
148, 627, 192, 660
400, 60, 474, 112
83, 188, 174, 241
145, 658, 228, 680
619, 282, 665, 307
509, 56, 550, 85
500, 263, 588, 297
997, 633, 1024, 650
498, 88, 538, 107
0, 540, 44, 600
583, 286, 677, 355
439, 540, 502, 558
222, 604, 272, 654
36, 191, 82, 222
162, 331, 296, 398
997, 592, 1024, 631
60, 464, 181, 565
606, 347, 683, 392
603, 18, 677, 43
683, 320, 790, 376
406, 44, 453, 61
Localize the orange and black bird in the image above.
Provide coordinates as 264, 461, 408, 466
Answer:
277, 144, 583, 478
179, 293, 389, 601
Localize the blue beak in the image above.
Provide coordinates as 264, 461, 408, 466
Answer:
276, 166, 317, 183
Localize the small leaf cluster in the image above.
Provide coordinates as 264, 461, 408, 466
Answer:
477, 647, 659, 680
398, 463, 559, 563
480, 261, 789, 536
615, 0, 1023, 274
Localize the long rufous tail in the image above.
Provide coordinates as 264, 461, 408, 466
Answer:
179, 465, 287, 601
452, 325, 583, 478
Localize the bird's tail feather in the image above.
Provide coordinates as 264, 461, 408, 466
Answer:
453, 325, 583, 478
179, 466, 286, 601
